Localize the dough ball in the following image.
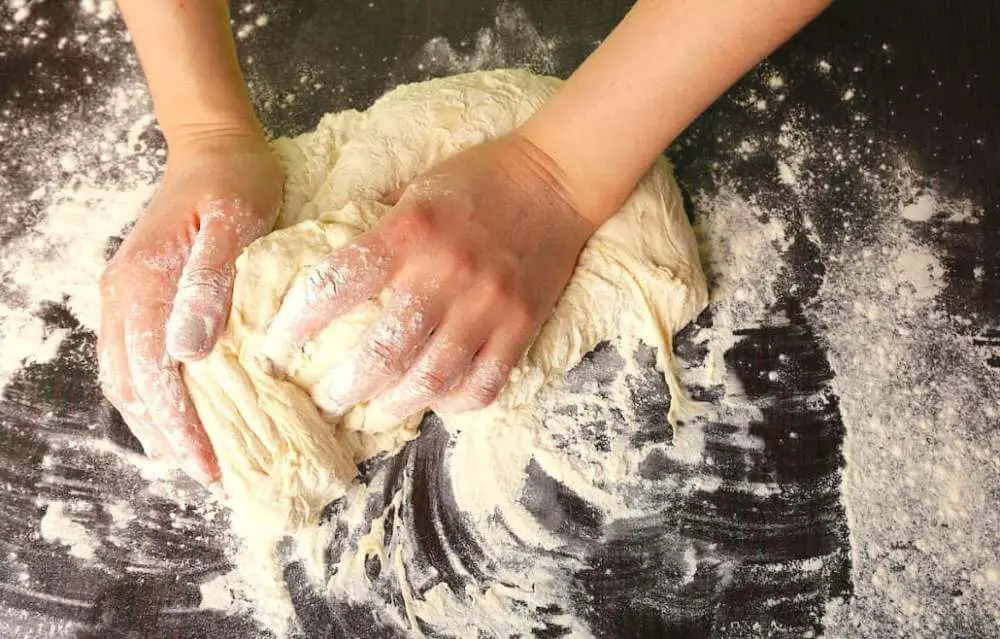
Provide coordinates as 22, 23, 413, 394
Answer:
182, 70, 707, 535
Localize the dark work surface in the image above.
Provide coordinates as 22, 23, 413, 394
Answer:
1, 1, 997, 638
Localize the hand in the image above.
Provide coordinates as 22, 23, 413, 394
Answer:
99, 131, 283, 485
263, 133, 594, 420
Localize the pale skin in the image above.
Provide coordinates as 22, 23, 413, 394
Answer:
101, 0, 832, 485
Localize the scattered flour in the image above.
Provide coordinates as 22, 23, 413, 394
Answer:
198, 573, 237, 612
412, 1, 559, 75
692, 193, 792, 386
0, 312, 68, 390
7, 0, 30, 24
814, 162, 1000, 636
39, 501, 99, 561
901, 192, 937, 222
731, 95, 1000, 635
1, 4, 997, 637
900, 190, 982, 224
78, 0, 115, 22
105, 499, 135, 529
0, 79, 158, 394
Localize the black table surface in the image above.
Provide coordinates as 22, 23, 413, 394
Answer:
1, 1, 997, 637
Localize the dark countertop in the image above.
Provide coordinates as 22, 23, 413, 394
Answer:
1, 1, 997, 637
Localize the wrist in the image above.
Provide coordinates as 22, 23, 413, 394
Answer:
515, 120, 627, 229
503, 130, 599, 234
164, 117, 268, 157
161, 97, 263, 145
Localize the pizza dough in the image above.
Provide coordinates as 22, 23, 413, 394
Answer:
181, 69, 707, 535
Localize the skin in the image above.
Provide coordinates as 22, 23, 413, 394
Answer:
102, 0, 832, 485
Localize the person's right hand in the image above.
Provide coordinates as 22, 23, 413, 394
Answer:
98, 131, 283, 485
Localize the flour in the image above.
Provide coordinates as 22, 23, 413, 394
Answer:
39, 501, 99, 561
691, 193, 791, 388
715, 88, 1000, 635
78, 0, 115, 22
198, 573, 237, 611
812, 160, 1000, 636
7, 0, 30, 24
105, 499, 135, 529
413, 1, 559, 75
0, 311, 68, 390
900, 190, 982, 224
0, 79, 157, 394
2, 3, 998, 636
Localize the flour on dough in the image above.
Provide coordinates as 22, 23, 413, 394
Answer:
182, 69, 707, 535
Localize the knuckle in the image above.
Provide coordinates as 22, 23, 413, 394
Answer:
99, 261, 129, 295
101, 259, 160, 300
410, 368, 449, 397
179, 266, 230, 297
398, 205, 436, 238
445, 247, 476, 282
363, 337, 404, 377
479, 270, 514, 301
463, 381, 501, 408
506, 302, 536, 334
302, 261, 347, 308
463, 359, 512, 408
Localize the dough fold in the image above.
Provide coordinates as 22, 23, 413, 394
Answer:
182, 69, 707, 534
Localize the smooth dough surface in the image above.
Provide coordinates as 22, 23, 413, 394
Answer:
182, 70, 707, 534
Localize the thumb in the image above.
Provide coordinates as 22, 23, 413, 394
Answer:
165, 204, 250, 361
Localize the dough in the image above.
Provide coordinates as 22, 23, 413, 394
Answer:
182, 70, 707, 535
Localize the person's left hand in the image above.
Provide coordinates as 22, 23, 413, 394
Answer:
263, 132, 594, 419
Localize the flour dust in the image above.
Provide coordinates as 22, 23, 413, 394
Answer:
1, 2, 997, 638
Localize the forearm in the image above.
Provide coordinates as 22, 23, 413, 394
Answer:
117, 0, 260, 145
519, 0, 831, 225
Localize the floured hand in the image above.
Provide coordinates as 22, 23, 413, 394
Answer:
98, 132, 283, 484
263, 133, 594, 420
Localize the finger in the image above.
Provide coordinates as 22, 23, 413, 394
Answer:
117, 397, 169, 462
166, 201, 258, 362
369, 304, 488, 419
126, 304, 220, 486
263, 234, 391, 369
99, 284, 172, 458
99, 332, 172, 459
313, 286, 444, 414
434, 328, 530, 414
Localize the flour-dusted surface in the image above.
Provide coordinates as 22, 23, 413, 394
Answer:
1, 1, 998, 638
